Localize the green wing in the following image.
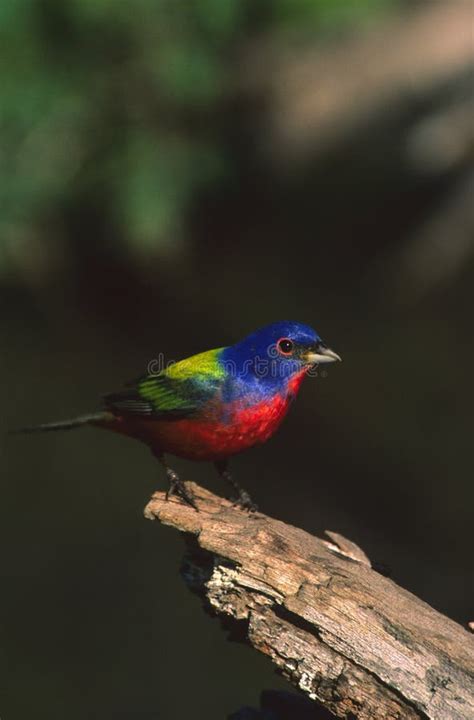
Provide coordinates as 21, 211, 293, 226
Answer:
103, 347, 226, 419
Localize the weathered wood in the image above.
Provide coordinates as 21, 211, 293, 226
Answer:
144, 483, 474, 720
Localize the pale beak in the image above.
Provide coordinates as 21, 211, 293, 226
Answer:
305, 345, 342, 365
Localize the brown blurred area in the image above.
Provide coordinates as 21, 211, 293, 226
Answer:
1, 1, 473, 718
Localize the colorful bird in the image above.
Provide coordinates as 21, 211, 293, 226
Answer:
14, 321, 341, 510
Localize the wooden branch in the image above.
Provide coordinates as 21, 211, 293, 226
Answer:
144, 483, 474, 720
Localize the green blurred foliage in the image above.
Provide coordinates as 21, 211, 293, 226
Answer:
273, 0, 395, 31
0, 0, 400, 274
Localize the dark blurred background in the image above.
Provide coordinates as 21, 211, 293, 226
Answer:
1, 1, 473, 718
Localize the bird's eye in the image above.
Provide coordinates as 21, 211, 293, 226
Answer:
277, 338, 294, 355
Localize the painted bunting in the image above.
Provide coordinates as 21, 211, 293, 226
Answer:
14, 321, 341, 509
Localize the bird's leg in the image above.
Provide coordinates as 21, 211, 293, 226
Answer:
215, 460, 258, 511
151, 450, 197, 510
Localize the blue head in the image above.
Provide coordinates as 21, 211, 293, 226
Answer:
221, 321, 341, 393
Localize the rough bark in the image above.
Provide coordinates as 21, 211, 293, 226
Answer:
144, 483, 474, 720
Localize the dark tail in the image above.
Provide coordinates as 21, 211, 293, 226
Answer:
10, 412, 111, 434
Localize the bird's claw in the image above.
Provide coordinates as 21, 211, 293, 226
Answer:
232, 491, 258, 513
166, 477, 198, 510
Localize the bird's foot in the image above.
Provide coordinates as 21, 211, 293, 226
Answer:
216, 464, 258, 512
232, 489, 258, 513
165, 471, 198, 510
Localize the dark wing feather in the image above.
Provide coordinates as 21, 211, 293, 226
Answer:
103, 348, 225, 420
104, 375, 203, 419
